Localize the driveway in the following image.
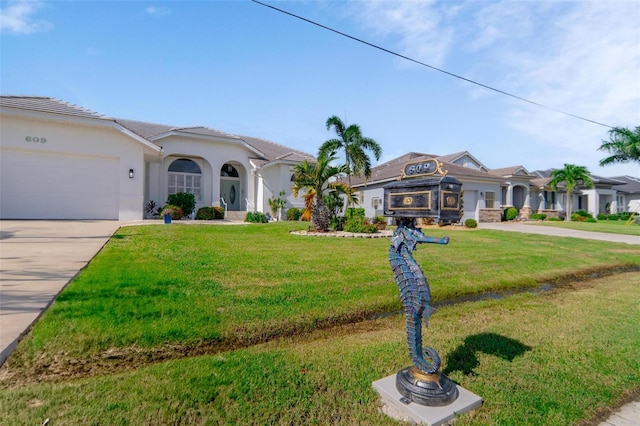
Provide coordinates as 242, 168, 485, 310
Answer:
0, 220, 121, 365
480, 221, 640, 245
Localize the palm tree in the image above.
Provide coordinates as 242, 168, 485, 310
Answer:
598, 126, 640, 167
319, 115, 382, 186
291, 151, 357, 231
548, 164, 593, 221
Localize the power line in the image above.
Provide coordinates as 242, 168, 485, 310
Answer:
252, 0, 613, 129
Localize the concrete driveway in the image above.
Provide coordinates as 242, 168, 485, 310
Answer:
0, 220, 121, 365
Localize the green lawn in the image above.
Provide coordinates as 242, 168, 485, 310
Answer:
1, 222, 639, 424
526, 218, 640, 236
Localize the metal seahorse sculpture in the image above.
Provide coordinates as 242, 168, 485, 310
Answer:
389, 221, 458, 406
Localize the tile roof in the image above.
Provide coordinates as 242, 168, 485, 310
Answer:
350, 152, 504, 186
115, 119, 316, 163
609, 176, 640, 193
238, 135, 315, 164
488, 165, 533, 178
0, 95, 107, 120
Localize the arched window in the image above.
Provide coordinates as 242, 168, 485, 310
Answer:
168, 159, 202, 201
220, 163, 239, 177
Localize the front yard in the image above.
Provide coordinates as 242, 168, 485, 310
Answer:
1, 222, 639, 424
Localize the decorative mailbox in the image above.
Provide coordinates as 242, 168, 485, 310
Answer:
383, 176, 463, 225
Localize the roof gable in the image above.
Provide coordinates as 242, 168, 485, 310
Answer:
436, 151, 488, 171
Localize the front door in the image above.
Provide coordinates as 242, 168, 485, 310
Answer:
221, 179, 240, 211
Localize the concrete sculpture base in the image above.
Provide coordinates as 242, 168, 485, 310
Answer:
373, 373, 482, 426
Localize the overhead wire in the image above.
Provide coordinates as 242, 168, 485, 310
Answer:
252, 0, 613, 129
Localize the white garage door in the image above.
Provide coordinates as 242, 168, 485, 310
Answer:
1, 149, 119, 219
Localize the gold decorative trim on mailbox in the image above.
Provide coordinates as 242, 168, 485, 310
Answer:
387, 190, 432, 211
440, 190, 460, 211
400, 158, 448, 180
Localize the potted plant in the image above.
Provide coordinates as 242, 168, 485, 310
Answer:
160, 205, 182, 224
373, 215, 387, 230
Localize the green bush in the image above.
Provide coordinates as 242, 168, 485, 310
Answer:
504, 207, 518, 221
330, 216, 345, 231
548, 217, 563, 221
167, 192, 196, 217
464, 218, 478, 228
343, 216, 378, 233
245, 212, 268, 223
195, 206, 225, 220
286, 207, 302, 221
345, 207, 365, 219
530, 213, 547, 221
571, 210, 594, 222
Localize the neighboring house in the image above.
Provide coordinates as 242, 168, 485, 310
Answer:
608, 176, 640, 214
351, 151, 640, 223
0, 96, 313, 220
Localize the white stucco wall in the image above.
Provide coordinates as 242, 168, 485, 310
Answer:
0, 113, 148, 220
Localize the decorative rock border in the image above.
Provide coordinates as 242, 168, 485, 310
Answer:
290, 230, 393, 238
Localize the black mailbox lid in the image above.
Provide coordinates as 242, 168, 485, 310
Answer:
383, 176, 462, 219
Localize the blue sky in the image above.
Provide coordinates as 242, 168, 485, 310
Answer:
2, 0, 639, 177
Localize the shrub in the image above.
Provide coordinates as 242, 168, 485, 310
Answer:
195, 206, 225, 220
464, 218, 478, 228
245, 212, 268, 223
597, 213, 608, 220
343, 216, 378, 233
160, 205, 183, 220
504, 207, 518, 221
345, 207, 365, 219
167, 192, 196, 217
571, 210, 594, 222
330, 216, 345, 231
145, 200, 158, 217
530, 213, 547, 221
548, 217, 563, 221
286, 207, 302, 221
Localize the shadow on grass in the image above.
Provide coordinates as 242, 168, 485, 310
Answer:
443, 332, 532, 376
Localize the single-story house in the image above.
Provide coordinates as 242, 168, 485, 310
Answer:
0, 96, 313, 220
350, 152, 640, 223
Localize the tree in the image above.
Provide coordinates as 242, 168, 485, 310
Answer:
291, 151, 357, 231
319, 115, 382, 187
268, 190, 287, 221
598, 126, 640, 167
548, 164, 593, 221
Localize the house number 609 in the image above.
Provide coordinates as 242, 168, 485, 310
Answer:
25, 136, 47, 143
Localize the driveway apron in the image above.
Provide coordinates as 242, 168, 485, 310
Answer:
0, 220, 121, 365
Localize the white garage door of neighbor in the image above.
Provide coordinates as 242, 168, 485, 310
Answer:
1, 150, 119, 219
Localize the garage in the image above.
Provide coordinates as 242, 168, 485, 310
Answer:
1, 149, 119, 220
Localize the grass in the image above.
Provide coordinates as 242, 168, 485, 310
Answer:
1, 272, 638, 425
527, 218, 640, 236
1, 221, 639, 424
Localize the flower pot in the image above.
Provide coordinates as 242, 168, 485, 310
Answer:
164, 214, 172, 224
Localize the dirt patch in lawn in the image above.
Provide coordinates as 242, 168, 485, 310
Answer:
1, 265, 638, 388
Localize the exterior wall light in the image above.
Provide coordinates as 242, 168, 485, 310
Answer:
129, 169, 134, 179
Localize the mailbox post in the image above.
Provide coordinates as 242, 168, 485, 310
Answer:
384, 159, 462, 406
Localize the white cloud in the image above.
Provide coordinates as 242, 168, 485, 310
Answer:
356, 1, 639, 175
0, 0, 51, 34
354, 1, 455, 67
144, 6, 170, 17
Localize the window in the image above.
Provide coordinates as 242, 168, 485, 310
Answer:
485, 191, 495, 208
168, 159, 202, 201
